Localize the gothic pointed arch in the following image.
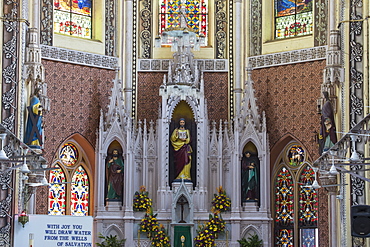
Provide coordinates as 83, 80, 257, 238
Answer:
104, 224, 124, 240
169, 101, 197, 186
241, 225, 262, 242
48, 135, 94, 216
272, 141, 318, 246
172, 181, 194, 224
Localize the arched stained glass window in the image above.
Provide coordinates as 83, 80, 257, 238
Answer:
298, 165, 318, 246
70, 166, 90, 216
275, 167, 294, 246
53, 0, 92, 39
48, 165, 67, 215
159, 0, 208, 45
274, 0, 313, 39
274, 145, 318, 246
48, 141, 91, 216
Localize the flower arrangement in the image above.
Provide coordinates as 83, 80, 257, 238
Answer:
140, 208, 158, 236
194, 213, 226, 247
151, 224, 170, 247
133, 186, 152, 211
211, 186, 231, 212
139, 209, 171, 246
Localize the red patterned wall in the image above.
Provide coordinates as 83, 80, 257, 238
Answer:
137, 72, 229, 122
253, 60, 328, 247
204, 72, 229, 121
36, 60, 115, 214
253, 60, 325, 162
137, 72, 165, 121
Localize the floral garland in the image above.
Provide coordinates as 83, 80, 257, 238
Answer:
211, 186, 231, 212
194, 213, 226, 247
133, 186, 152, 211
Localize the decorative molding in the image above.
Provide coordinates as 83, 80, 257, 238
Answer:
138, 59, 228, 72
40, 45, 119, 70
250, 0, 262, 56
41, 0, 53, 45
2, 0, 19, 133
134, 240, 151, 247
132, 0, 138, 118
247, 46, 327, 69
215, 0, 227, 59
228, 0, 234, 119
314, 0, 328, 46
349, 0, 364, 207
140, 0, 152, 58
105, 0, 116, 56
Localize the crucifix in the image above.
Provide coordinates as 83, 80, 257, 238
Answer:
178, 196, 187, 223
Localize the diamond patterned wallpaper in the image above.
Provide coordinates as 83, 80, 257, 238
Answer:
253, 60, 328, 246
253, 60, 325, 161
36, 60, 115, 214
137, 72, 229, 122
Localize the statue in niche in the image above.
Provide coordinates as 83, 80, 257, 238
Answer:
241, 151, 259, 202
106, 149, 124, 200
171, 118, 193, 181
24, 87, 43, 148
318, 91, 337, 155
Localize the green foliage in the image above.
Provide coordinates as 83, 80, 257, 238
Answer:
237, 234, 262, 247
96, 234, 126, 247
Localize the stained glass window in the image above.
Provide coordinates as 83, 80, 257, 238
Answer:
70, 166, 89, 216
298, 165, 318, 227
298, 165, 318, 246
275, 0, 313, 39
48, 142, 91, 216
53, 0, 92, 39
159, 0, 208, 45
274, 156, 318, 246
288, 144, 305, 166
275, 167, 294, 246
60, 143, 78, 166
48, 165, 67, 215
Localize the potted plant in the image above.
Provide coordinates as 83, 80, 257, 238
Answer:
237, 234, 262, 247
96, 234, 126, 247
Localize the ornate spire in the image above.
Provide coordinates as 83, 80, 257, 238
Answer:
106, 70, 126, 126
240, 67, 262, 129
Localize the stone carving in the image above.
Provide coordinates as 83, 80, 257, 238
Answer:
250, 0, 262, 56
41, 0, 53, 45
248, 46, 327, 69
140, 0, 152, 58
105, 0, 116, 56
41, 45, 119, 70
